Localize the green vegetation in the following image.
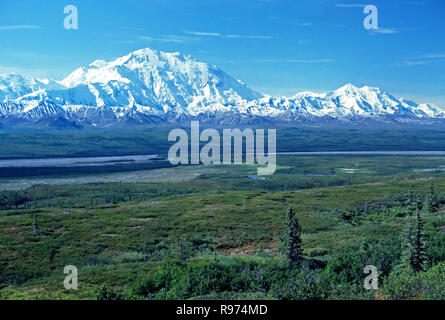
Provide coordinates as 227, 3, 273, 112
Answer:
1, 127, 445, 159
1, 166, 444, 299
1, 129, 445, 300
281, 207, 304, 265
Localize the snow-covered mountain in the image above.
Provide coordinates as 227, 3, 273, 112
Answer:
0, 73, 64, 102
0, 47, 443, 128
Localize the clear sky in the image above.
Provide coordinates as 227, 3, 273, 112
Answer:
0, 0, 444, 106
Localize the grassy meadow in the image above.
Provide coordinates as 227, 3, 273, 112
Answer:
0, 129, 445, 300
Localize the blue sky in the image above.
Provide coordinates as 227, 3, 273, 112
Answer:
1, 0, 444, 106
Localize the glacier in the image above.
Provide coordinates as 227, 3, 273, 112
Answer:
0, 47, 443, 128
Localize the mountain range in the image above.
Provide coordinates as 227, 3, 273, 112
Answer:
0, 47, 443, 128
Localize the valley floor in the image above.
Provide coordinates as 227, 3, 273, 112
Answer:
1, 155, 445, 299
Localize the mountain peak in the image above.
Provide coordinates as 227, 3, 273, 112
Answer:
1, 48, 443, 126
56, 47, 261, 109
334, 83, 363, 95
131, 47, 160, 56
339, 83, 358, 90
88, 59, 107, 68
111, 47, 192, 68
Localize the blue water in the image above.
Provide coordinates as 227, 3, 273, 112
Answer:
288, 173, 337, 177
246, 175, 266, 180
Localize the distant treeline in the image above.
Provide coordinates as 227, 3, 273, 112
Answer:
1, 127, 445, 159
0, 160, 174, 179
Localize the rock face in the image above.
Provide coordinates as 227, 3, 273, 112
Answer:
0, 47, 443, 128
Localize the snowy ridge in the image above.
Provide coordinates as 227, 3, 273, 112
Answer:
0, 47, 443, 127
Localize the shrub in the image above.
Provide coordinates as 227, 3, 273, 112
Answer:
382, 262, 445, 300
94, 285, 123, 300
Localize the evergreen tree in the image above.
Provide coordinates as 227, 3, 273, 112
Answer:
424, 182, 439, 213
399, 200, 414, 271
411, 209, 428, 272
282, 207, 304, 265
405, 184, 416, 211
31, 212, 41, 235
400, 185, 429, 272
406, 184, 425, 211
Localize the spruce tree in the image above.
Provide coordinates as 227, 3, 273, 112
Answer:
405, 184, 416, 212
411, 209, 428, 272
282, 207, 304, 265
400, 186, 429, 272
31, 212, 41, 235
399, 199, 414, 270
424, 182, 439, 213
406, 184, 424, 211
